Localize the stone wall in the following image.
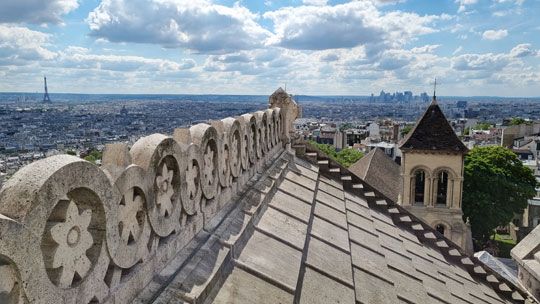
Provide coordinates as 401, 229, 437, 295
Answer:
0, 106, 287, 304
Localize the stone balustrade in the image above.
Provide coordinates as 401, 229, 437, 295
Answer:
0, 106, 287, 304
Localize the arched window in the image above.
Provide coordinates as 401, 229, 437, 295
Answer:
414, 170, 425, 205
436, 171, 449, 206
436, 224, 445, 235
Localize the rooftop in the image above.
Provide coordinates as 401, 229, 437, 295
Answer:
399, 101, 468, 153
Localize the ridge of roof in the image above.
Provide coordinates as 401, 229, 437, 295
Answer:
399, 102, 468, 153
303, 141, 531, 303
348, 148, 400, 202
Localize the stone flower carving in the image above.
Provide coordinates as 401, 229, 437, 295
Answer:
50, 200, 93, 288
119, 189, 144, 244
186, 161, 199, 200
155, 163, 175, 217
203, 145, 215, 186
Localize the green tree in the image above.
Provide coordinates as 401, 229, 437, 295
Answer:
463, 146, 536, 247
335, 148, 364, 167
66, 150, 76, 156
308, 141, 363, 167
463, 127, 470, 136
401, 125, 413, 136
474, 122, 491, 130
509, 117, 528, 126
84, 150, 103, 164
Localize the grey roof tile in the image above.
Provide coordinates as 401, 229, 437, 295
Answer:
350, 242, 389, 277
347, 210, 375, 233
390, 267, 430, 304
344, 191, 369, 207
291, 159, 319, 180
316, 190, 346, 212
285, 170, 317, 190
370, 208, 395, 226
299, 267, 355, 304
257, 207, 308, 250
313, 202, 347, 229
212, 267, 293, 304
317, 181, 345, 200
354, 267, 398, 304
305, 237, 354, 286
345, 198, 370, 217
348, 225, 380, 252
310, 215, 350, 252
279, 179, 315, 204
319, 175, 342, 189
237, 231, 302, 291
269, 190, 312, 223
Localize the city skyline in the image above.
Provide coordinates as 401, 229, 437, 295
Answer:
1, 0, 540, 96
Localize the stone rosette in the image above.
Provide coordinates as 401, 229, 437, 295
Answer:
130, 134, 184, 237
0, 104, 288, 304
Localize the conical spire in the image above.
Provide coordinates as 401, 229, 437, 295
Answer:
399, 82, 468, 153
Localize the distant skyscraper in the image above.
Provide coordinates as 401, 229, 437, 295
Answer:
43, 76, 51, 103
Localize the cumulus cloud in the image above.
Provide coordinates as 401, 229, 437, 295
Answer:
0, 25, 56, 65
0, 0, 78, 24
452, 53, 510, 71
482, 29, 508, 40
510, 44, 537, 57
264, 1, 439, 54
87, 0, 270, 54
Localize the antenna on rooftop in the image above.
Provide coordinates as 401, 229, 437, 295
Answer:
284, 83, 287, 92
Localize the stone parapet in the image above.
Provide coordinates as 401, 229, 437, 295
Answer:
0, 106, 285, 304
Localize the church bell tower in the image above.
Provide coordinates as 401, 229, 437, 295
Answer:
398, 82, 473, 254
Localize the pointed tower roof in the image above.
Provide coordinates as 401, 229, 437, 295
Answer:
399, 101, 468, 153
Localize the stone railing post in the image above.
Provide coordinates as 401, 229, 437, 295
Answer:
0, 105, 284, 304
268, 87, 299, 147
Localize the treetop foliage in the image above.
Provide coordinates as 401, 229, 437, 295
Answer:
463, 146, 536, 245
309, 141, 364, 168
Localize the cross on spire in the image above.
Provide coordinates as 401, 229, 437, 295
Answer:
431, 78, 437, 105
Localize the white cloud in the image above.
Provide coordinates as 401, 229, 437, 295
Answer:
57, 51, 196, 72
302, 0, 328, 5
87, 0, 270, 54
482, 29, 508, 40
0, 0, 78, 24
0, 25, 56, 65
456, 0, 478, 13
495, 0, 525, 5
452, 53, 510, 71
510, 44, 537, 57
453, 46, 463, 55
264, 1, 439, 53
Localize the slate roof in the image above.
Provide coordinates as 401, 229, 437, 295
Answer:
348, 148, 400, 202
399, 101, 468, 153
138, 145, 530, 304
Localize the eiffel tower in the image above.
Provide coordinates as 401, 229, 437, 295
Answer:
43, 76, 51, 103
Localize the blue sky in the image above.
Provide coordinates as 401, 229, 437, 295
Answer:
1, 0, 539, 96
